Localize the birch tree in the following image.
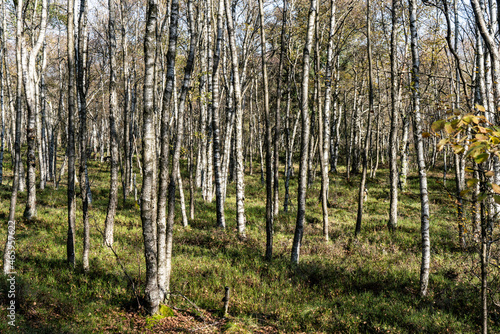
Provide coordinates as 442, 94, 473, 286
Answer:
142, 0, 160, 314
408, 0, 430, 298
319, 0, 336, 242
225, 0, 246, 238
77, 0, 90, 271
355, 0, 374, 236
273, 0, 285, 218
67, 0, 77, 266
388, 0, 400, 232
156, 0, 180, 299
104, 0, 119, 246
291, 0, 316, 265
165, 0, 198, 297
4, 0, 23, 275
22, 0, 48, 220
258, 0, 273, 258
0, 0, 5, 185
212, 0, 226, 229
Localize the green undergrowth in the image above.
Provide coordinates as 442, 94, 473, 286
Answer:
0, 152, 498, 333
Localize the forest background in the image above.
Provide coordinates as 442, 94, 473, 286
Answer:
1, 0, 500, 332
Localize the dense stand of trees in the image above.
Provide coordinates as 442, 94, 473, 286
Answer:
2, 0, 500, 331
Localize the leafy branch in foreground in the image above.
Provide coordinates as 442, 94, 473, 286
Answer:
432, 106, 500, 201
431, 104, 500, 334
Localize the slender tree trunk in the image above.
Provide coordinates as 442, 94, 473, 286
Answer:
284, 71, 293, 211
388, 0, 400, 232
23, 0, 48, 220
346, 70, 359, 180
225, 0, 246, 238
173, 76, 189, 228
197, 8, 208, 192
409, 0, 430, 297
0, 1, 5, 185
120, 0, 132, 199
166, 0, 197, 295
291, 0, 316, 265
319, 0, 336, 241
330, 60, 341, 173
256, 82, 265, 186
104, 0, 120, 247
189, 102, 195, 220
453, 0, 466, 248
142, 0, 160, 315
249, 95, 254, 176
4, 0, 23, 274
258, 0, 273, 258
220, 68, 234, 200
204, 0, 214, 203
479, 170, 489, 334
177, 165, 189, 227
372, 103, 380, 178
67, 0, 77, 267
399, 111, 409, 190
77, 0, 90, 272
38, 45, 48, 189
156, 0, 179, 300
273, 0, 287, 217
354, 0, 374, 236
212, 0, 226, 229
4, 61, 16, 170
472, 0, 500, 109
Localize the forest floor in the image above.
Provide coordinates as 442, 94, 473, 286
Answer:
0, 152, 499, 333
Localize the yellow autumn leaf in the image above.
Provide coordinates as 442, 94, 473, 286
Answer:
492, 183, 500, 194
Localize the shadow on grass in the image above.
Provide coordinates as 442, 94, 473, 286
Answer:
291, 259, 481, 332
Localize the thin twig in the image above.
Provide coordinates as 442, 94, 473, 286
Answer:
169, 291, 205, 321
190, 321, 221, 332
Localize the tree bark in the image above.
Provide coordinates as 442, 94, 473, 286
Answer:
142, 0, 160, 315
258, 0, 273, 258
274, 0, 287, 217
471, 0, 500, 112
120, 0, 133, 200
77, 0, 90, 272
284, 69, 293, 212
479, 171, 489, 334
38, 45, 48, 190
319, 0, 336, 242
104, 0, 120, 247
225, 0, 246, 238
0, 0, 5, 186
22, 0, 48, 220
409, 0, 430, 297
204, 0, 214, 204
453, 0, 465, 248
197, 6, 208, 193
157, 0, 179, 300
4, 0, 23, 275
388, 0, 400, 232
212, 0, 226, 229
354, 0, 374, 236
165, 0, 197, 296
291, 0, 316, 265
67, 0, 77, 267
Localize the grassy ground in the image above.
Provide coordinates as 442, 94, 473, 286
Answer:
0, 152, 498, 333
